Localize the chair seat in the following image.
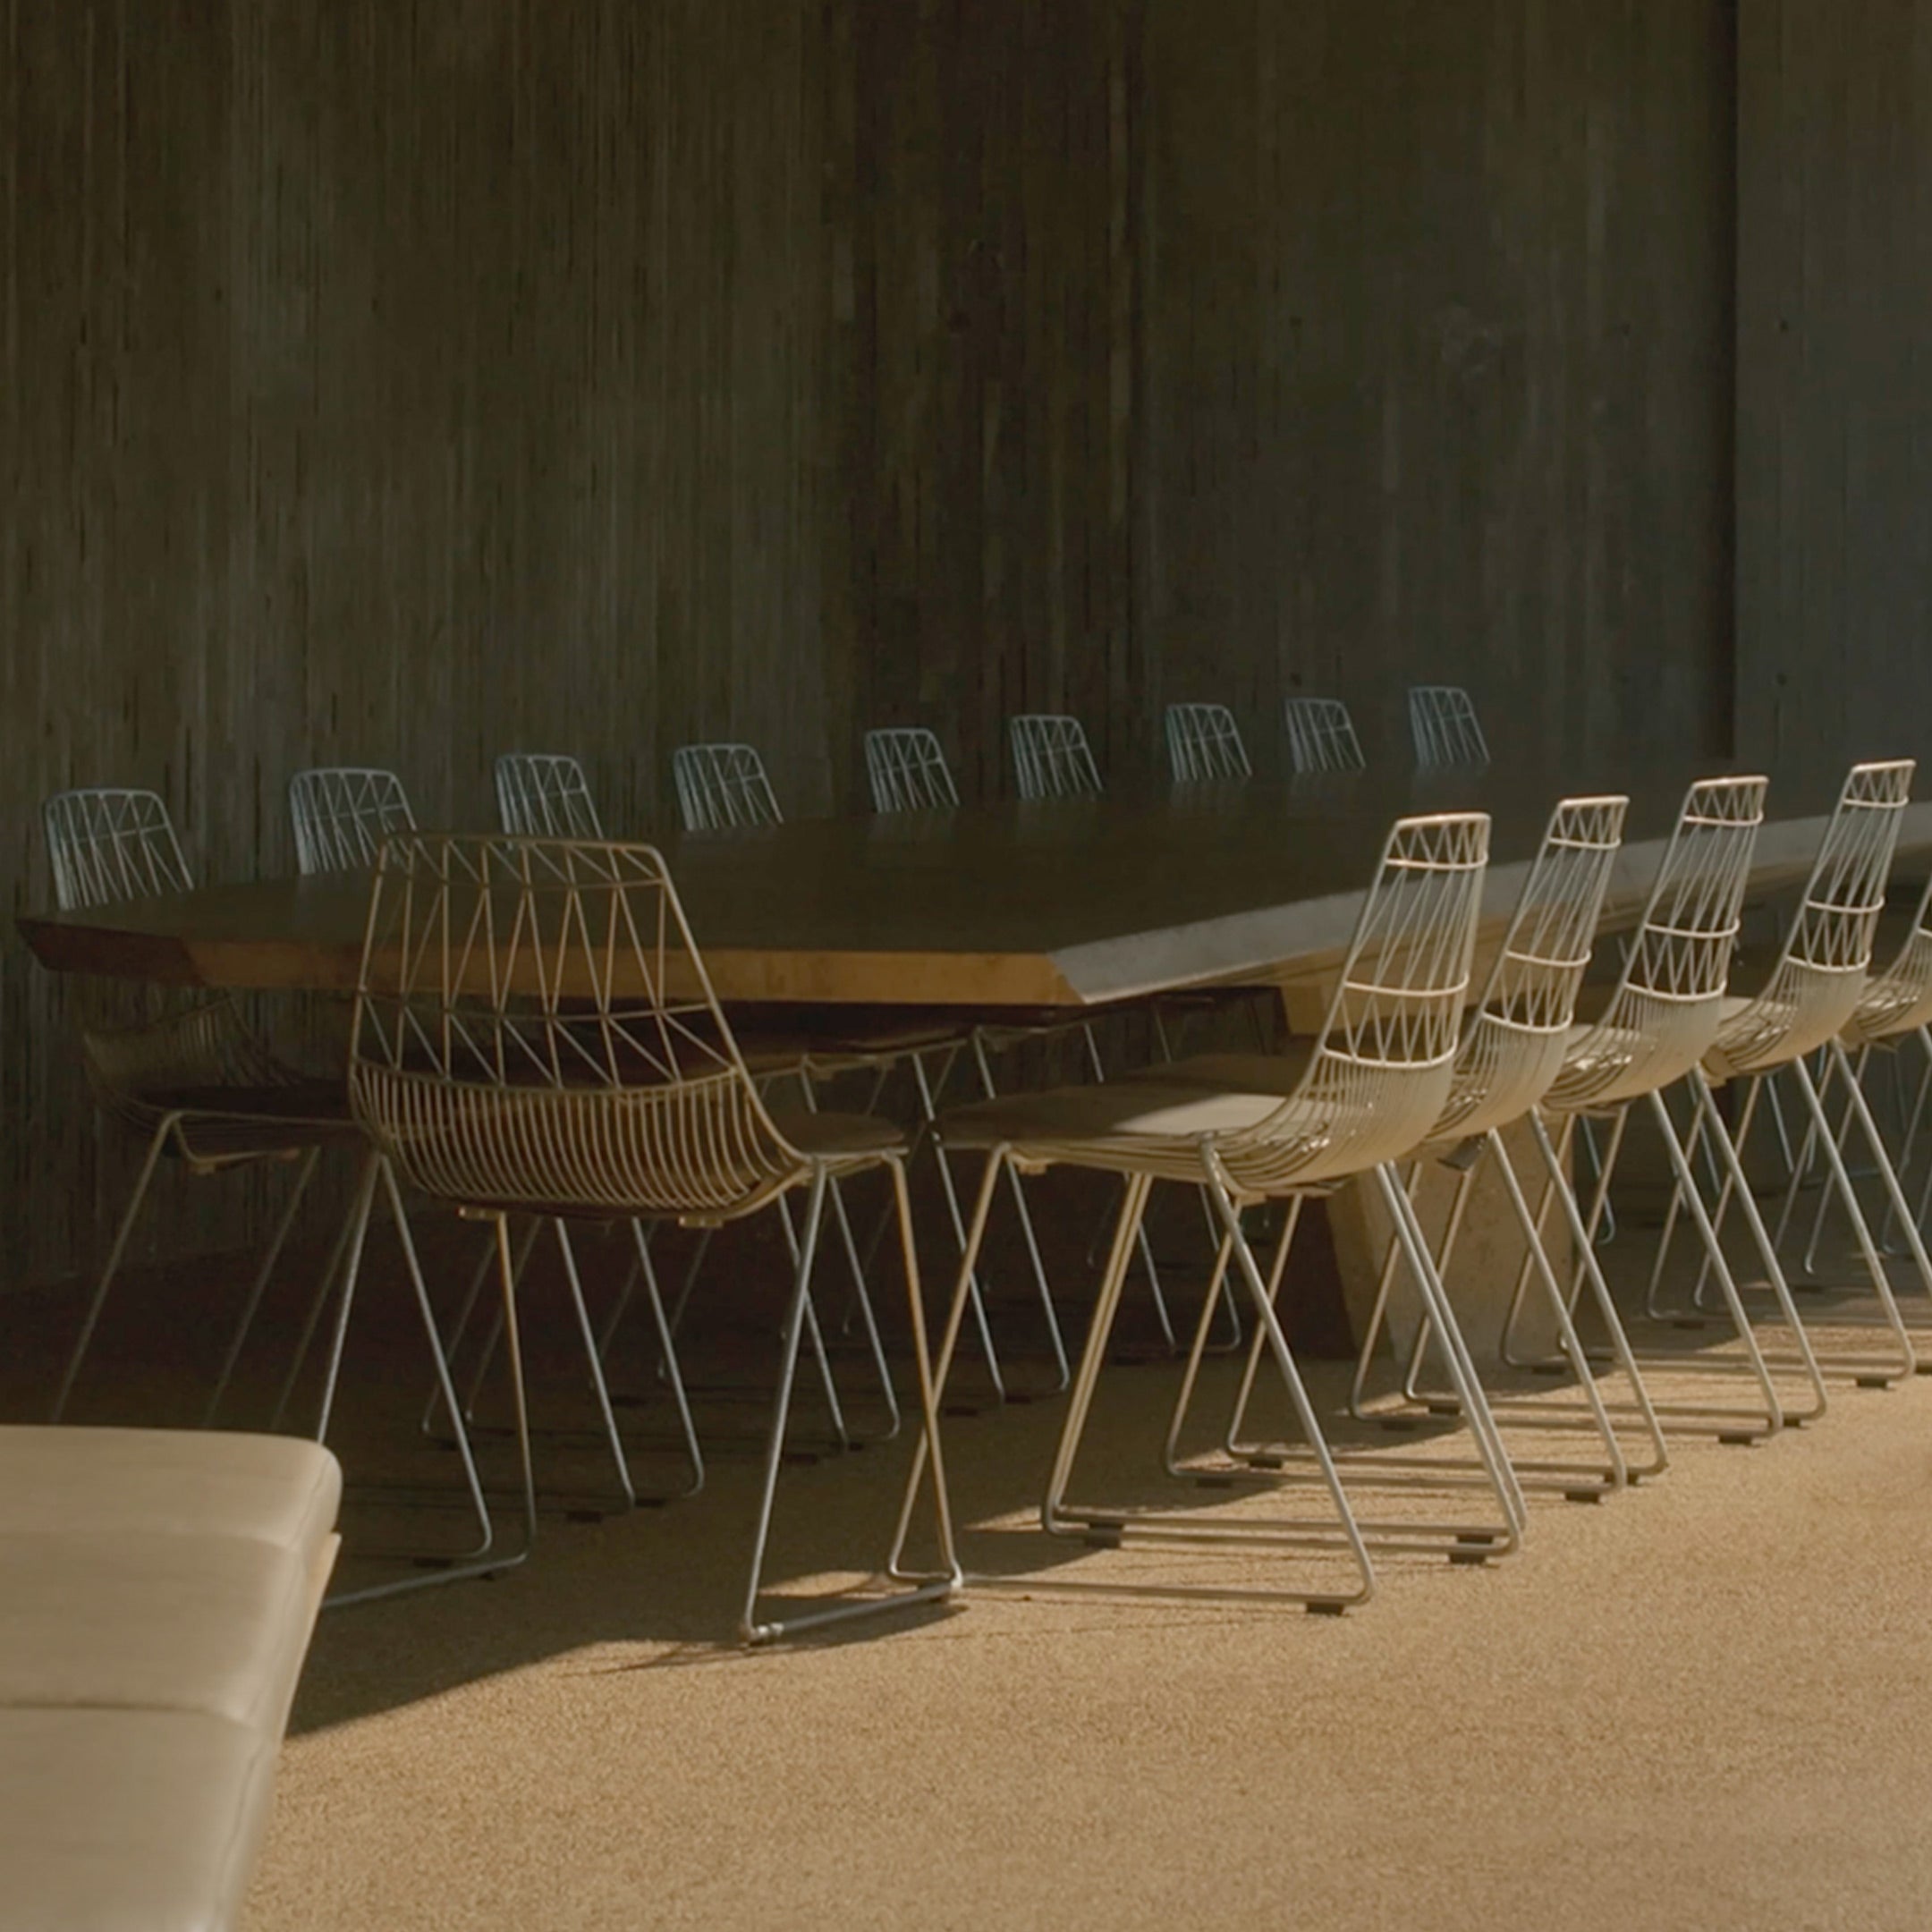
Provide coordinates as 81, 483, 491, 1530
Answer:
938, 1080, 1290, 1153
1707, 981, 1861, 1080
1140, 1042, 1319, 1097
0, 1707, 277, 1932
126, 1078, 360, 1159
766, 1109, 910, 1162
0, 1428, 340, 1563
1540, 1019, 1657, 1111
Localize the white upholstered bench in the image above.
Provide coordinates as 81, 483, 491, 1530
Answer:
0, 1428, 341, 1932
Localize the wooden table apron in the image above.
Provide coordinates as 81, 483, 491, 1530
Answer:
18, 760, 1915, 1016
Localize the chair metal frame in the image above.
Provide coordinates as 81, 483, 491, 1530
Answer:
864, 727, 960, 813
288, 767, 418, 874
495, 753, 606, 838
1164, 703, 1252, 783
673, 742, 783, 832
1792, 867, 1932, 1266
39, 788, 360, 1430
892, 812, 1502, 1613
1641, 760, 1928, 1385
1008, 714, 1104, 800
345, 831, 961, 1643
1496, 775, 1832, 1443
864, 729, 1068, 1394
1329, 795, 1669, 1496
1283, 697, 1367, 775
1408, 686, 1489, 769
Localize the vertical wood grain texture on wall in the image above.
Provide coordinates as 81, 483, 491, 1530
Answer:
1736, 0, 1932, 790
2, 2, 1877, 1291
1139, 0, 1737, 772
1, 2, 838, 1284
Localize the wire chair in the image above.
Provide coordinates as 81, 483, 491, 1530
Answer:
1408, 686, 1489, 768
345, 831, 960, 1643
865, 727, 960, 813
43, 788, 192, 908
1164, 704, 1252, 783
1801, 869, 1932, 1264
38, 789, 362, 1431
495, 753, 605, 837
673, 742, 783, 832
288, 767, 418, 874
1495, 774, 1831, 1443
1647, 760, 1928, 1383
890, 812, 1498, 1611
1330, 795, 1667, 1494
1008, 714, 1103, 800
1283, 698, 1367, 775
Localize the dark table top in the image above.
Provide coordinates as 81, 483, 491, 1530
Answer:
17, 758, 1923, 1012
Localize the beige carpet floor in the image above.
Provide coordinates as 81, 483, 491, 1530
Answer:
244, 1288, 1932, 1931
12, 1157, 1931, 1930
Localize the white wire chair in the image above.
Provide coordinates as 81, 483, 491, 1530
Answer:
1799, 868, 1932, 1264
890, 811, 1498, 1612
495, 753, 605, 837
1164, 704, 1252, 783
1647, 760, 1928, 1383
1009, 714, 1103, 800
1327, 795, 1668, 1494
865, 727, 959, 813
288, 767, 418, 874
1283, 697, 1367, 775
487, 741, 909, 1450
1495, 774, 1831, 1443
345, 831, 961, 1643
673, 742, 783, 831
1408, 686, 1489, 768
38, 789, 363, 1431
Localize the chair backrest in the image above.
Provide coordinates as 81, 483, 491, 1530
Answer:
288, 767, 418, 875
1777, 759, 1914, 977
865, 727, 960, 813
1408, 686, 1489, 768
1164, 704, 1252, 783
1713, 759, 1914, 1073
1009, 714, 1103, 800
1283, 697, 1366, 775
1615, 775, 1767, 1010
1852, 867, 1932, 1044
347, 833, 799, 1219
1539, 774, 1767, 1112
673, 743, 783, 832
42, 788, 193, 910
1440, 794, 1629, 1137
1308, 812, 1491, 1080
495, 753, 604, 838
1221, 811, 1489, 1188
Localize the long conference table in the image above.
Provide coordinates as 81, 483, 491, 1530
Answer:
17, 758, 1920, 1017
19, 756, 1927, 1356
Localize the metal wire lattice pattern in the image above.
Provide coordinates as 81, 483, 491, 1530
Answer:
1434, 793, 1629, 1140
672, 743, 784, 832
349, 834, 809, 1222
865, 728, 959, 813
1008, 714, 1104, 800
1708, 758, 1913, 1077
1283, 697, 1366, 775
1164, 703, 1252, 783
288, 767, 419, 875
1543, 775, 1768, 1112
1407, 686, 1489, 769
43, 788, 193, 911
495, 754, 605, 838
